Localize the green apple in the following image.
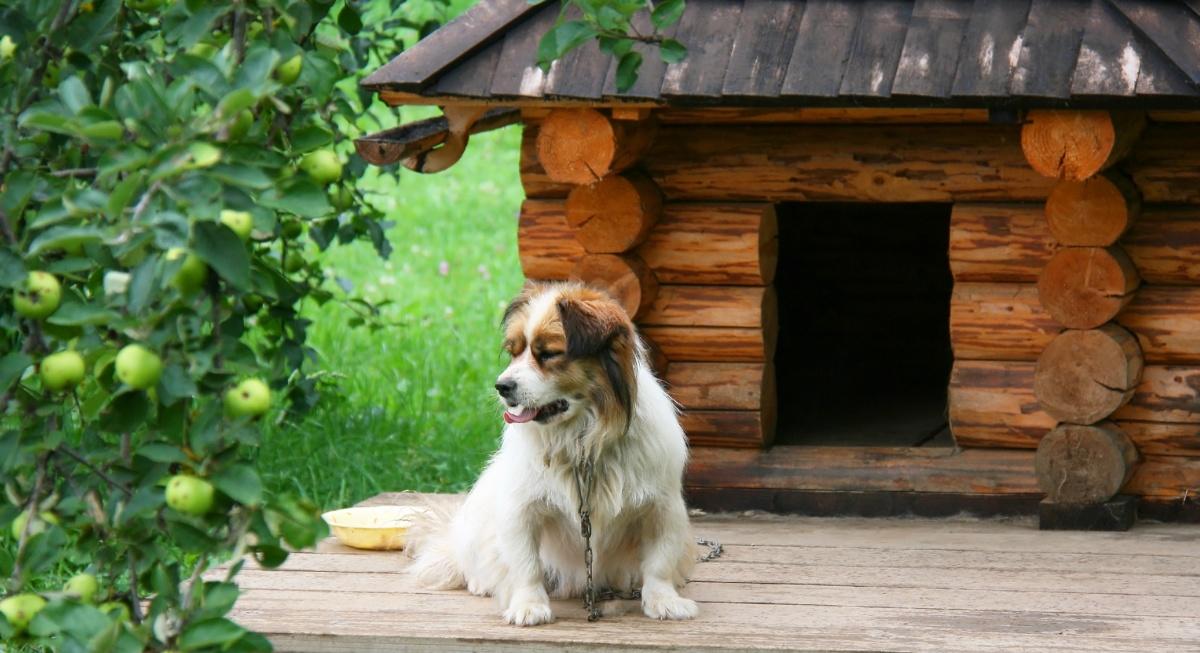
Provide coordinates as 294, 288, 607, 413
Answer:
63, 573, 99, 603
10, 510, 59, 540
242, 294, 264, 312
114, 344, 162, 390
0, 35, 15, 61
283, 251, 305, 273
167, 248, 208, 294
0, 594, 46, 633
165, 475, 215, 516
279, 220, 302, 240
330, 185, 354, 211
81, 121, 124, 141
275, 54, 303, 85
224, 378, 271, 418
299, 149, 342, 185
220, 209, 253, 241
189, 142, 221, 168
188, 42, 218, 58
13, 271, 62, 319
40, 350, 85, 392
223, 109, 253, 141
99, 600, 130, 623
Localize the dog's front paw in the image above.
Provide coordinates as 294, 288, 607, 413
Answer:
503, 600, 554, 626
642, 593, 698, 620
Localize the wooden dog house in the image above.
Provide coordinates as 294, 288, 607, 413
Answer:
359, 0, 1200, 523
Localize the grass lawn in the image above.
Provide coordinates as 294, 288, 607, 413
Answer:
257, 118, 527, 510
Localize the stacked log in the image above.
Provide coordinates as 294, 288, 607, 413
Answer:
525, 109, 779, 448
1020, 111, 1143, 507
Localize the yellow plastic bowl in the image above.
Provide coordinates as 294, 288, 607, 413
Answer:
321, 505, 430, 550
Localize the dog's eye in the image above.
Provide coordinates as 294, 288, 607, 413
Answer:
536, 350, 563, 363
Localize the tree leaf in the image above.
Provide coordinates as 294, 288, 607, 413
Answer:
0, 352, 32, 389
337, 4, 362, 34
659, 38, 687, 64
0, 248, 26, 287
291, 124, 333, 153
211, 464, 263, 506
651, 0, 686, 30
193, 221, 250, 288
179, 618, 246, 651
159, 364, 198, 405
99, 391, 150, 432
137, 442, 190, 464
259, 179, 331, 219
615, 51, 643, 92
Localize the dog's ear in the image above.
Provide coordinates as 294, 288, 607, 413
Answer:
557, 294, 637, 430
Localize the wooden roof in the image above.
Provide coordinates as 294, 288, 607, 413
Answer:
362, 0, 1200, 106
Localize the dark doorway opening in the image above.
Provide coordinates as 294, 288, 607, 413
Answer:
773, 203, 954, 447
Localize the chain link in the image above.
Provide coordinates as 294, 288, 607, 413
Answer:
572, 454, 724, 622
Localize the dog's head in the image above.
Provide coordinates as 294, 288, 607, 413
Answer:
495, 283, 637, 434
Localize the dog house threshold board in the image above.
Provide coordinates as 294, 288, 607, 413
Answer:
684, 446, 1040, 517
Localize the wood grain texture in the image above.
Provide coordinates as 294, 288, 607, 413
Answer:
1035, 422, 1139, 504
1119, 286, 1200, 364
1126, 124, 1200, 204
1114, 366, 1200, 424
949, 360, 1058, 449
520, 122, 572, 198
635, 204, 778, 285
1126, 455, 1200, 498
639, 325, 777, 363
517, 199, 585, 280
666, 362, 773, 411
1036, 246, 1139, 329
949, 203, 1200, 284
681, 409, 775, 448
1034, 325, 1143, 425
641, 124, 1055, 202
1044, 173, 1140, 246
640, 285, 776, 329
949, 203, 1057, 283
687, 446, 1039, 494
950, 282, 1060, 361
536, 109, 657, 184
565, 172, 662, 253
1020, 110, 1145, 180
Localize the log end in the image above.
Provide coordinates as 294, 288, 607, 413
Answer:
1033, 325, 1144, 424
565, 173, 662, 253
1036, 246, 1140, 329
1035, 422, 1139, 505
571, 253, 659, 319
1044, 174, 1139, 246
1021, 110, 1122, 181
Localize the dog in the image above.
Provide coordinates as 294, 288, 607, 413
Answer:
409, 282, 697, 625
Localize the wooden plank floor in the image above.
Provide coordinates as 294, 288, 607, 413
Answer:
224, 493, 1200, 652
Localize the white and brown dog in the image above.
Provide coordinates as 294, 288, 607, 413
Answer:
410, 282, 697, 625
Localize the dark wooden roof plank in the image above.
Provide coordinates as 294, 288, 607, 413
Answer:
1010, 0, 1090, 98
1107, 0, 1200, 88
892, 0, 972, 98
1070, 0, 1141, 96
950, 0, 1032, 97
489, 3, 560, 98
541, 11, 612, 100
1134, 29, 1199, 97
427, 35, 505, 98
600, 10, 677, 100
839, 0, 914, 97
780, 0, 864, 97
722, 0, 808, 98
661, 0, 744, 98
362, 0, 543, 91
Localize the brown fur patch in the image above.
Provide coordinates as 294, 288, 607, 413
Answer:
553, 287, 638, 438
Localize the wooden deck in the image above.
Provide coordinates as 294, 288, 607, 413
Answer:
224, 493, 1200, 652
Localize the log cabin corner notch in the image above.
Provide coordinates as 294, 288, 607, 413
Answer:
361, 0, 1200, 523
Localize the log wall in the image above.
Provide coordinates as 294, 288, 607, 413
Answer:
519, 111, 1200, 503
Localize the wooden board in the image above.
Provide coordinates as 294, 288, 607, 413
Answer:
781, 0, 864, 97
721, 0, 806, 98
950, 282, 1059, 361
837, 0, 912, 97
640, 124, 1056, 202
655, 108, 992, 124
640, 286, 775, 329
518, 199, 585, 280
639, 325, 777, 362
681, 409, 775, 449
660, 0, 742, 98
666, 362, 773, 411
950, 0, 1032, 96
891, 0, 972, 98
220, 497, 1200, 653
1009, 0, 1089, 98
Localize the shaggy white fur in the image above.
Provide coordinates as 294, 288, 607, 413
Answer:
408, 284, 697, 626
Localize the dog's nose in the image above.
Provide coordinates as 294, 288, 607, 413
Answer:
494, 379, 517, 399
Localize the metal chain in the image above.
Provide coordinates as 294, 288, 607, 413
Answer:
572, 454, 724, 622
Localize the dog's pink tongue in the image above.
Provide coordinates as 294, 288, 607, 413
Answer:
503, 406, 538, 424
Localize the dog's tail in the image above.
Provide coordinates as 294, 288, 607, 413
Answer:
406, 495, 466, 590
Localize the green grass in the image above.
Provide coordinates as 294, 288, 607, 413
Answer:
257, 118, 527, 510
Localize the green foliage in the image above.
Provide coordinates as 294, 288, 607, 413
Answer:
0, 0, 454, 650
535, 0, 687, 92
